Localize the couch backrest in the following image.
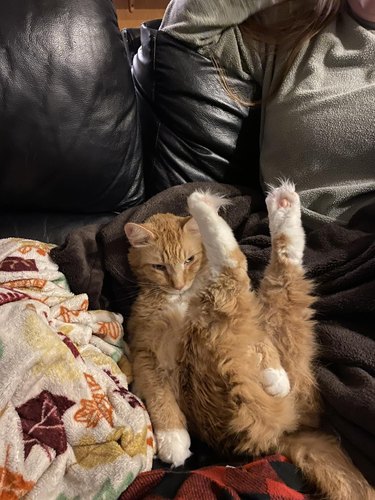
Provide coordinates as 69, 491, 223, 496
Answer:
132, 20, 262, 198
0, 0, 143, 213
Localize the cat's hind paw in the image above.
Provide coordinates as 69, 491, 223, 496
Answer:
261, 367, 291, 398
266, 180, 301, 232
188, 190, 230, 214
155, 428, 192, 468
266, 181, 305, 265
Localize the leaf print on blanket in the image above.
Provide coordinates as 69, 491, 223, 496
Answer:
0, 287, 29, 306
121, 426, 149, 458
74, 428, 129, 469
97, 321, 122, 340
58, 299, 89, 323
103, 369, 144, 409
74, 373, 113, 428
0, 446, 35, 499
0, 256, 38, 272
2, 279, 47, 291
16, 391, 75, 459
18, 241, 53, 256
0, 466, 34, 500
75, 426, 150, 462
57, 332, 81, 359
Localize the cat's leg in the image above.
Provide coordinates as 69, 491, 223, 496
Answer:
187, 190, 241, 272
132, 350, 192, 467
266, 180, 305, 267
259, 181, 317, 413
187, 190, 290, 398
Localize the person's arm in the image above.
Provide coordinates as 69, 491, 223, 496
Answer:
161, 0, 276, 49
161, 0, 276, 82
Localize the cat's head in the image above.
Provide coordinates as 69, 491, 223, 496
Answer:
124, 214, 204, 295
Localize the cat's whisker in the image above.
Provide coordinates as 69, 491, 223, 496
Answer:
121, 275, 140, 285
122, 290, 141, 300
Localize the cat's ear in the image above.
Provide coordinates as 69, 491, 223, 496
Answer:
124, 223, 155, 247
183, 217, 200, 236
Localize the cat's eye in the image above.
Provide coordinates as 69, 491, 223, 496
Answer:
152, 264, 166, 271
185, 256, 195, 264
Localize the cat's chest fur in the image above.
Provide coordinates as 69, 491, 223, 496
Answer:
159, 294, 190, 362
133, 291, 191, 373
166, 293, 190, 317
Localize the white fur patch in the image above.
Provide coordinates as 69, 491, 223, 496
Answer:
266, 181, 305, 265
188, 191, 237, 269
188, 190, 231, 212
261, 367, 291, 398
155, 428, 192, 467
167, 294, 189, 316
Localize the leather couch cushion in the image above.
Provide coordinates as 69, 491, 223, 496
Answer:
0, 212, 115, 245
132, 20, 261, 198
0, 0, 143, 213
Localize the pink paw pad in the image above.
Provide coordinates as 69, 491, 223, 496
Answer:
279, 198, 291, 209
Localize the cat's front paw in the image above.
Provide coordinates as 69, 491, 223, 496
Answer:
266, 181, 305, 265
261, 367, 291, 398
155, 428, 192, 468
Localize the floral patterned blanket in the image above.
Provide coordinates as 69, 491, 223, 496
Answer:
0, 238, 154, 499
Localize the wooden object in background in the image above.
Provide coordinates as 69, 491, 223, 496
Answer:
114, 0, 170, 29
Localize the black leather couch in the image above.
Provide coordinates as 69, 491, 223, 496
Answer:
0, 0, 261, 245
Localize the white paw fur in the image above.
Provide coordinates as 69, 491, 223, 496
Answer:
266, 180, 305, 265
188, 190, 230, 213
261, 367, 291, 398
187, 191, 238, 269
155, 428, 192, 467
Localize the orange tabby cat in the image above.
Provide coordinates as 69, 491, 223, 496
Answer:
125, 182, 374, 500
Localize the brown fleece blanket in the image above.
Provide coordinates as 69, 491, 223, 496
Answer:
50, 182, 375, 485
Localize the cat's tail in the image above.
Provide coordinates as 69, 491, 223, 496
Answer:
279, 429, 375, 500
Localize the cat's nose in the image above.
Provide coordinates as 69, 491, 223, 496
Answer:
174, 283, 185, 291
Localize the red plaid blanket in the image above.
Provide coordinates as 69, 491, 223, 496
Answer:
121, 454, 312, 500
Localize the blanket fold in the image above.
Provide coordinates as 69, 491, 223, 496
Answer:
50, 181, 375, 485
0, 238, 154, 499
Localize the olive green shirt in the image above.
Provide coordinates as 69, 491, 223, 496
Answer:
161, 1, 375, 228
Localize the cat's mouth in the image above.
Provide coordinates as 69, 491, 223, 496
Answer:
166, 284, 192, 296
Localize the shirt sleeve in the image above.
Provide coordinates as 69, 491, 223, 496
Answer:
160, 0, 277, 82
